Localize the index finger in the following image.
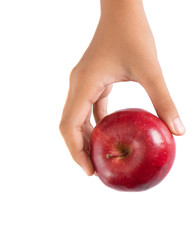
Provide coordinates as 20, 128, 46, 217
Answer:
59, 89, 95, 176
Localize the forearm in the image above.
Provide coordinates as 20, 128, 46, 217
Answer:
98, 0, 156, 63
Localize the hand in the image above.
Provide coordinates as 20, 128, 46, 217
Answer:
59, 0, 185, 176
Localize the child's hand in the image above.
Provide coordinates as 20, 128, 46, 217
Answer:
59, 0, 185, 176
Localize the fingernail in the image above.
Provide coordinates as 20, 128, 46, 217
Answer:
173, 117, 186, 135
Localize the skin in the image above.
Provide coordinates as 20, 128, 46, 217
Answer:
59, 0, 185, 176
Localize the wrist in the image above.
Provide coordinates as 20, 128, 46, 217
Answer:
100, 0, 143, 19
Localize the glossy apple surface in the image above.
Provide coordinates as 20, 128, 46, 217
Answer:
90, 108, 176, 191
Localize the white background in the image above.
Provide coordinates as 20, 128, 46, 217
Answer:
0, 0, 195, 239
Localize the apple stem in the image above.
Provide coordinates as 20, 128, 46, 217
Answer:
106, 151, 128, 159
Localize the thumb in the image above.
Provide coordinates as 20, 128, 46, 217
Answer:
143, 78, 185, 136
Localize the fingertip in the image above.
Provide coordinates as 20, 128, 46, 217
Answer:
163, 116, 186, 136
82, 165, 95, 176
87, 170, 95, 177
172, 117, 186, 136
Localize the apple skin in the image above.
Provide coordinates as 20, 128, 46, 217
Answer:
90, 108, 176, 191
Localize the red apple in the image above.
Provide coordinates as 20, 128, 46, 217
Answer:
90, 108, 176, 191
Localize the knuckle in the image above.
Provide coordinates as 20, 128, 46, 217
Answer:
59, 119, 71, 136
70, 65, 102, 87
69, 67, 92, 94
159, 99, 176, 115
70, 65, 89, 82
69, 65, 80, 80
